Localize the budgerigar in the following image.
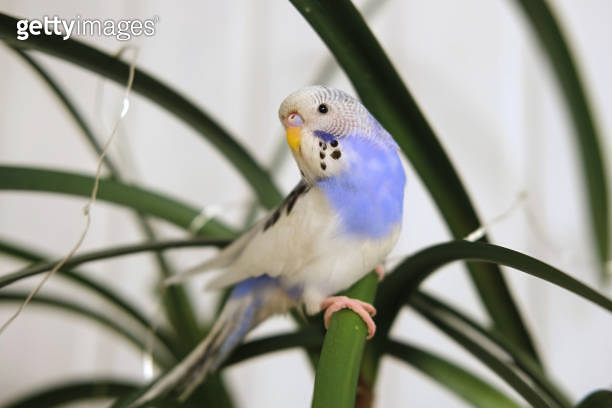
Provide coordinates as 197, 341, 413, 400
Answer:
133, 86, 406, 405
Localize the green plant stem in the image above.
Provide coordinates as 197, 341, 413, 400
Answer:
0, 14, 281, 209
385, 340, 522, 408
512, 0, 609, 279
289, 0, 539, 364
311, 272, 378, 408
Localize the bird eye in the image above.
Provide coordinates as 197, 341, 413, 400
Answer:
318, 104, 328, 114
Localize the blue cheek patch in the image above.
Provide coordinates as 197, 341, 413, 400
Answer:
317, 136, 406, 239
314, 130, 336, 143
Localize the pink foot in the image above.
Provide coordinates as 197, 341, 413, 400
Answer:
375, 264, 385, 281
320, 296, 377, 339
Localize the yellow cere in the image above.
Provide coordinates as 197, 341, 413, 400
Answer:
286, 126, 301, 152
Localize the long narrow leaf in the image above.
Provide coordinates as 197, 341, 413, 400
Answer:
9, 47, 204, 347
0, 238, 178, 353
9, 47, 120, 174
376, 241, 612, 340
0, 13, 281, 209
413, 291, 572, 407
513, 0, 609, 279
289, 0, 538, 362
0, 166, 235, 238
386, 339, 522, 408
0, 291, 174, 368
0, 237, 228, 289
4, 379, 140, 408
410, 297, 555, 408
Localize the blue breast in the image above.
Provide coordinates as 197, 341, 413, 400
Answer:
317, 135, 406, 239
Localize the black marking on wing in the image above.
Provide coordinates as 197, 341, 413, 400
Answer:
286, 181, 310, 215
263, 209, 281, 231
263, 181, 311, 232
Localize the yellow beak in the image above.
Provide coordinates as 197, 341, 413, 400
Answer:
286, 127, 301, 152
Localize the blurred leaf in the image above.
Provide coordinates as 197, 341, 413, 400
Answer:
7, 47, 208, 353
0, 238, 178, 353
412, 291, 572, 408
9, 47, 121, 174
410, 296, 555, 408
4, 379, 140, 408
513, 0, 609, 279
0, 165, 235, 238
312, 272, 378, 408
0, 291, 174, 367
224, 328, 322, 367
114, 329, 323, 407
386, 339, 522, 408
0, 237, 228, 289
376, 241, 612, 340
0, 13, 282, 209
575, 390, 612, 408
289, 0, 539, 362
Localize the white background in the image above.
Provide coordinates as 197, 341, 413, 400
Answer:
1, 0, 611, 407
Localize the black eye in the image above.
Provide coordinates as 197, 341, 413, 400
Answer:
318, 104, 328, 114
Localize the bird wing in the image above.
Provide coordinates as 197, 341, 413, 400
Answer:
205, 180, 338, 289
165, 180, 334, 287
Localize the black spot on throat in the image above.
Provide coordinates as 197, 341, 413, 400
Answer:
330, 140, 338, 147
320, 162, 327, 170
331, 150, 341, 159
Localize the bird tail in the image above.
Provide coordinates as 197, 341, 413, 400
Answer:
130, 276, 295, 406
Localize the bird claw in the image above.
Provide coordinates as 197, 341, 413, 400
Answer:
320, 296, 377, 339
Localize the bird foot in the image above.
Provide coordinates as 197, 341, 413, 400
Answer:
375, 264, 385, 281
320, 296, 377, 339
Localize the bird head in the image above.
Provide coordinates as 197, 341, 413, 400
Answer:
279, 86, 393, 183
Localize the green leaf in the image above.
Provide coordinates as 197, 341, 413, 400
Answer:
0, 165, 235, 238
114, 329, 323, 407
0, 13, 281, 209
6, 48, 206, 356
289, 0, 539, 362
513, 0, 609, 279
311, 272, 378, 408
386, 340, 522, 408
224, 328, 323, 367
10, 47, 121, 174
575, 390, 612, 408
412, 291, 572, 408
410, 296, 555, 408
376, 241, 612, 340
4, 379, 139, 408
0, 291, 174, 368
0, 238, 178, 353
0, 237, 228, 289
